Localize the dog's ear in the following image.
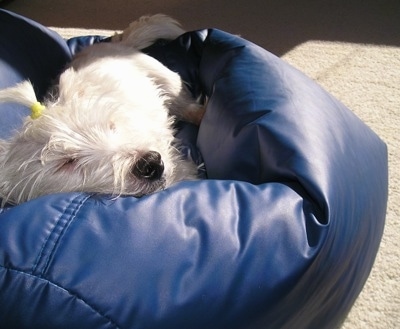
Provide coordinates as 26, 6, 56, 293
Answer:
0, 81, 45, 120
0, 80, 38, 108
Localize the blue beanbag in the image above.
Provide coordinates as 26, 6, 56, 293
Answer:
0, 9, 388, 329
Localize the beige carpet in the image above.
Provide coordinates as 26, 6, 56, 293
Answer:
2, 1, 400, 328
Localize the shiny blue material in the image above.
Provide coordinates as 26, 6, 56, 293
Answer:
0, 9, 388, 329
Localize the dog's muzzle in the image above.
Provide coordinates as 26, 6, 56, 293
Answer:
132, 151, 164, 181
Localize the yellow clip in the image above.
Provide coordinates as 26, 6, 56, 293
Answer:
31, 101, 45, 119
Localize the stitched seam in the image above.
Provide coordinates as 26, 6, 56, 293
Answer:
0, 265, 121, 329
40, 194, 91, 276
31, 195, 91, 276
31, 195, 84, 274
31, 203, 72, 274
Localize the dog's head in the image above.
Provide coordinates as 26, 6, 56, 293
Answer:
0, 79, 196, 205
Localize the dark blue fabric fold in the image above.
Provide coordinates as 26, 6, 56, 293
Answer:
0, 10, 71, 139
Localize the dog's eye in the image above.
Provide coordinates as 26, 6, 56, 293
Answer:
60, 158, 77, 170
109, 122, 116, 132
65, 158, 76, 164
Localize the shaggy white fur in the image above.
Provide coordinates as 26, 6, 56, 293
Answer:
0, 15, 204, 206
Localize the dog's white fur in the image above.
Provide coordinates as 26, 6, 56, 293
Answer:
0, 15, 204, 206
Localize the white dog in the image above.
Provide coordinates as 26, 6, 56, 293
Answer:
0, 15, 204, 206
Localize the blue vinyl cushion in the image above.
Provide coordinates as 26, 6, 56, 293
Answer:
0, 9, 388, 329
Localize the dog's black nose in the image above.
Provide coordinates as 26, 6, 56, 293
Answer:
132, 151, 164, 180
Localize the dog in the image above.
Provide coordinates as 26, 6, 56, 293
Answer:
0, 15, 205, 206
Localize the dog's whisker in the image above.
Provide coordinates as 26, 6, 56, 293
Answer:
25, 172, 45, 203
6, 171, 39, 205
